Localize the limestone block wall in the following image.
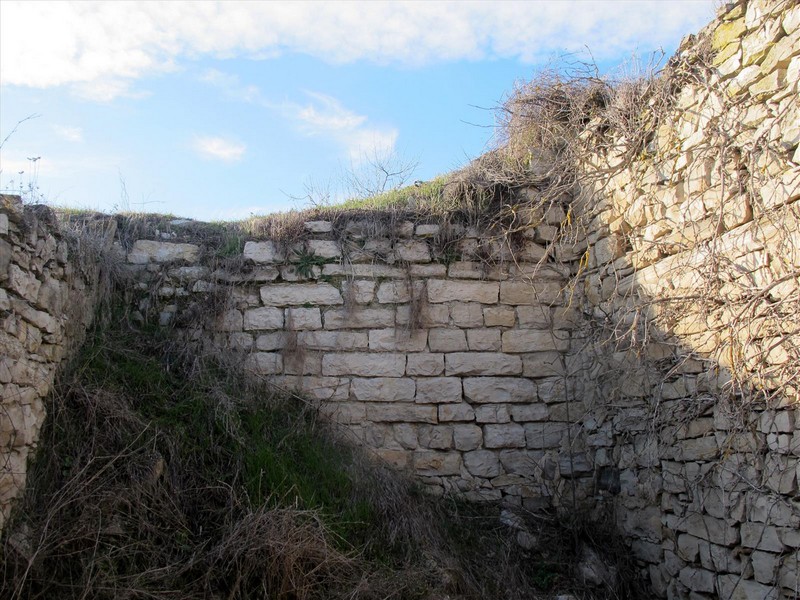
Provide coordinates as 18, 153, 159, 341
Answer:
0, 195, 111, 530
572, 0, 800, 597
119, 216, 591, 505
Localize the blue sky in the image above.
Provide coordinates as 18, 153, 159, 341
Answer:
1, 1, 715, 221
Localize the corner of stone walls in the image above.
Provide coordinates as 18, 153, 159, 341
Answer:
0, 194, 112, 531
574, 0, 800, 596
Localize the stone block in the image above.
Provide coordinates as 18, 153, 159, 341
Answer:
393, 424, 418, 449
499, 281, 562, 305
8, 265, 41, 303
323, 307, 394, 329
445, 353, 522, 376
415, 224, 440, 237
351, 377, 415, 402
244, 352, 283, 375
285, 307, 322, 330
322, 353, 406, 377
368, 328, 427, 352
741, 523, 785, 552
516, 305, 551, 327
304, 220, 332, 233
449, 302, 484, 327
413, 451, 461, 476
463, 377, 535, 403
751, 550, 781, 584
306, 239, 341, 259
418, 425, 453, 450
453, 424, 482, 450
243, 240, 284, 263
317, 401, 365, 424
128, 240, 200, 264
522, 352, 564, 378
243, 307, 284, 331
502, 330, 569, 353
483, 306, 516, 327
341, 279, 375, 304
717, 574, 779, 600
296, 331, 368, 350
427, 280, 499, 304
438, 403, 476, 422
464, 450, 502, 478
475, 405, 511, 424
366, 403, 437, 424
283, 352, 322, 376
215, 309, 243, 332
484, 423, 526, 448
394, 240, 430, 262
509, 404, 549, 422
406, 353, 444, 376
415, 377, 463, 404
376, 281, 410, 303
678, 567, 715, 593
408, 264, 446, 277
260, 283, 343, 306
466, 328, 501, 351
524, 422, 568, 449
428, 329, 468, 352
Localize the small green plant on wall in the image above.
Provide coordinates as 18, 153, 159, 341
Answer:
293, 248, 328, 278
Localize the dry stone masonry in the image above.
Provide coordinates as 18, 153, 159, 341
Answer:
1, 0, 799, 597
0, 196, 111, 530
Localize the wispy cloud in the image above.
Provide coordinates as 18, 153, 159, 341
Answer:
192, 136, 246, 162
281, 92, 397, 160
53, 125, 84, 142
199, 71, 397, 161
2, 1, 715, 100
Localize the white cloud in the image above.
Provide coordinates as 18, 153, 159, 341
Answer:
192, 136, 246, 162
53, 125, 84, 142
279, 92, 398, 161
2, 1, 715, 99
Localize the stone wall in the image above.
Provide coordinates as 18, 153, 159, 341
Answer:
572, 0, 800, 597
2, 0, 799, 596
0, 196, 112, 530
119, 216, 586, 505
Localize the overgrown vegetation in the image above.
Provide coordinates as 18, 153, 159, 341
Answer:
0, 313, 642, 599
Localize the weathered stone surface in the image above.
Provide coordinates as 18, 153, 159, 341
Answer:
244, 352, 283, 375
415, 377, 463, 404
483, 424, 526, 448
306, 239, 341, 258
475, 405, 511, 424
394, 240, 431, 262
438, 403, 476, 422
304, 220, 332, 233
260, 283, 343, 306
427, 280, 499, 303
428, 329, 468, 352
341, 280, 375, 304
413, 451, 461, 475
418, 425, 453, 449
351, 378, 416, 402
243, 240, 284, 263
717, 574, 779, 600
368, 328, 427, 352
322, 353, 406, 377
445, 353, 522, 376
243, 307, 284, 330
285, 307, 322, 330
502, 330, 569, 353
524, 423, 569, 449
464, 450, 502, 477
366, 403, 437, 424
466, 328, 501, 351
406, 353, 444, 376
296, 330, 368, 350
449, 302, 485, 327
483, 306, 516, 327
376, 281, 410, 303
128, 240, 200, 264
323, 308, 394, 329
463, 377, 535, 403
453, 424, 482, 451
499, 281, 562, 305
